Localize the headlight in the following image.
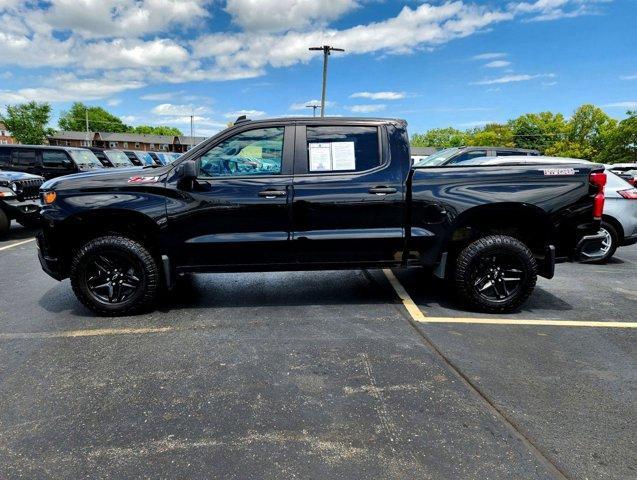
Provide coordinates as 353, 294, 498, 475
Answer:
0, 188, 16, 199
10, 182, 19, 193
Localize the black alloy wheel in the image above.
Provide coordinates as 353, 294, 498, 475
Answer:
84, 252, 142, 305
454, 235, 537, 313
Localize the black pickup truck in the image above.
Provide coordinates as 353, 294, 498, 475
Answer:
37, 117, 606, 316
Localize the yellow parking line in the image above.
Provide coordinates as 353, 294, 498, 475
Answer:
382, 269, 637, 329
0, 326, 174, 340
0, 238, 36, 252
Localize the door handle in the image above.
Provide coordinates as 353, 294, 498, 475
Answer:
369, 186, 397, 195
258, 189, 287, 199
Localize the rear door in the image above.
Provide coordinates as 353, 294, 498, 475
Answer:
291, 123, 405, 264
10, 148, 39, 175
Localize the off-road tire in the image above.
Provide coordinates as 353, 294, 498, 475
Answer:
70, 236, 160, 316
454, 235, 537, 313
0, 209, 9, 237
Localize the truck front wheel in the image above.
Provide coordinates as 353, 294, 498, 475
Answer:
70, 236, 160, 316
454, 235, 537, 313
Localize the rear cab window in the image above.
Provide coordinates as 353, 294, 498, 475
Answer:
302, 125, 381, 174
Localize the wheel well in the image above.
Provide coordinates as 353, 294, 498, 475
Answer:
447, 204, 553, 256
58, 210, 161, 254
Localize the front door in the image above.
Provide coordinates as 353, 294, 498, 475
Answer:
168, 125, 295, 269
291, 124, 405, 265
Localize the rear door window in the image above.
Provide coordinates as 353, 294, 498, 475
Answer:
306, 126, 380, 173
12, 149, 37, 167
447, 150, 488, 165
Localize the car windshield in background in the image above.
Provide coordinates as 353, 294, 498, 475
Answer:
413, 147, 459, 167
68, 149, 103, 168
141, 153, 157, 166
105, 150, 133, 168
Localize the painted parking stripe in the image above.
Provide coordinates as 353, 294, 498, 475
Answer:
0, 238, 36, 252
0, 326, 173, 340
382, 269, 637, 329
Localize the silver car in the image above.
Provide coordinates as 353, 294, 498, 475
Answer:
459, 156, 637, 262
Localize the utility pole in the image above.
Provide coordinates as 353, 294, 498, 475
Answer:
309, 45, 344, 117
306, 104, 320, 117
190, 113, 194, 151
85, 108, 91, 147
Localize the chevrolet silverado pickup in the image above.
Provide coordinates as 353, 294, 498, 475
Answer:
37, 117, 606, 316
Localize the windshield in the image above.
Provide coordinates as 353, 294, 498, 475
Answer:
413, 148, 460, 167
68, 149, 103, 168
139, 152, 156, 166
104, 150, 133, 168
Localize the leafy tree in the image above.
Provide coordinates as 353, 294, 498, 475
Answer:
131, 125, 183, 136
58, 102, 130, 132
598, 111, 637, 164
411, 127, 467, 148
0, 101, 53, 144
509, 112, 567, 153
465, 123, 515, 147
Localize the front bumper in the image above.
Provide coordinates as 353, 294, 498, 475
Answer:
36, 232, 66, 281
1, 198, 41, 222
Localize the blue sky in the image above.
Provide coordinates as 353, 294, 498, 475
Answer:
0, 0, 635, 136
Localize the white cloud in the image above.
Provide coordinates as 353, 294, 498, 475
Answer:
603, 102, 637, 109
458, 120, 498, 127
151, 103, 210, 116
27, 0, 210, 39
484, 60, 511, 68
225, 0, 358, 32
508, 0, 610, 22
82, 39, 189, 69
620, 74, 637, 81
472, 52, 507, 60
0, 74, 145, 103
140, 92, 183, 101
224, 110, 267, 118
350, 91, 406, 100
107, 98, 122, 106
348, 104, 386, 113
472, 73, 555, 85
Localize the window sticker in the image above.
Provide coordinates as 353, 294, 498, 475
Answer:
308, 141, 356, 172
309, 143, 332, 171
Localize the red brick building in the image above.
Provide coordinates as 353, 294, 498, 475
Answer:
0, 122, 17, 145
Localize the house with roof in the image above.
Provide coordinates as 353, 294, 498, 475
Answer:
48, 131, 207, 152
0, 122, 17, 145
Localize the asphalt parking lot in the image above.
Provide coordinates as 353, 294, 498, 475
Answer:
0, 223, 635, 479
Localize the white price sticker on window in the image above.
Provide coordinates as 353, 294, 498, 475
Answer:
309, 142, 356, 172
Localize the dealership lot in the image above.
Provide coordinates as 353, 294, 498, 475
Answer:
0, 224, 635, 479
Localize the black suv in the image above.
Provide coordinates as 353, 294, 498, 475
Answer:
0, 170, 43, 236
415, 146, 539, 167
0, 145, 104, 179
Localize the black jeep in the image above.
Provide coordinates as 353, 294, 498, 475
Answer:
0, 170, 44, 236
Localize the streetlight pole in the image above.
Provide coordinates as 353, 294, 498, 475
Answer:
306, 104, 320, 117
309, 45, 344, 117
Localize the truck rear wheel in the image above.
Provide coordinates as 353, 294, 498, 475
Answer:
70, 236, 160, 316
454, 235, 537, 313
0, 209, 9, 237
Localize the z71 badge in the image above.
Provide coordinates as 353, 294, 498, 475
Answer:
542, 168, 577, 176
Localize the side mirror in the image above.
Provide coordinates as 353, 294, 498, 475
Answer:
179, 160, 200, 180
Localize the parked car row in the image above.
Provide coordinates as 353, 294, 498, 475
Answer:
0, 145, 182, 180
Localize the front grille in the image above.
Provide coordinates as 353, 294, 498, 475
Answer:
14, 178, 44, 200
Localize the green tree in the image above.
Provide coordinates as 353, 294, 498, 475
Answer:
411, 127, 467, 148
131, 125, 183, 136
0, 101, 53, 145
546, 105, 617, 160
598, 111, 637, 164
58, 102, 130, 132
465, 123, 515, 147
509, 112, 567, 153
